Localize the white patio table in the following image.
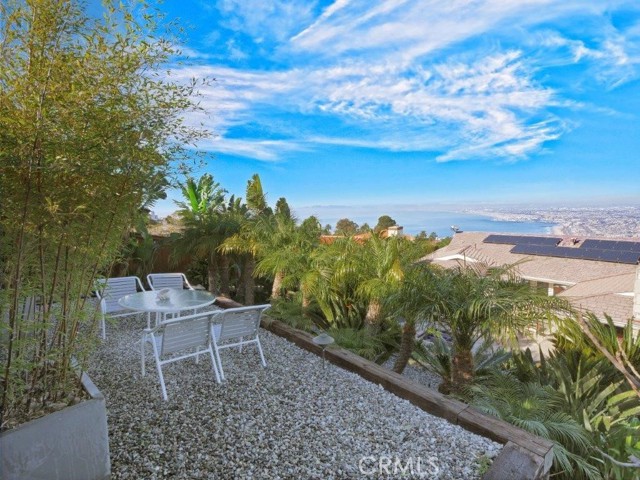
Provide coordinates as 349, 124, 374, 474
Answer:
118, 288, 219, 328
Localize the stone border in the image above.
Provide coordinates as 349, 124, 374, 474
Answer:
260, 317, 553, 480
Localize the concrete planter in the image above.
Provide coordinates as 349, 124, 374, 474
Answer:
0, 372, 110, 480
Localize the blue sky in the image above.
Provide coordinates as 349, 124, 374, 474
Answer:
149, 0, 640, 222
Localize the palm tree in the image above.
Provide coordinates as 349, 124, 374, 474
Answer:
291, 216, 323, 308
215, 194, 248, 297
171, 174, 226, 294
220, 174, 272, 304
303, 237, 367, 330
252, 213, 297, 299
400, 262, 566, 394
356, 235, 416, 333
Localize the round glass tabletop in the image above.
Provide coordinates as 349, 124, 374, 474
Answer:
118, 289, 217, 313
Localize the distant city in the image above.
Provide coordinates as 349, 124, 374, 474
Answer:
464, 206, 640, 238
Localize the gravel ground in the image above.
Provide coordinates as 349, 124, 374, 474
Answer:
88, 315, 501, 479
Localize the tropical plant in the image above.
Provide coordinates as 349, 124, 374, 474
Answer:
469, 371, 602, 479
253, 213, 299, 299
267, 296, 315, 332
301, 234, 418, 342
302, 237, 368, 330
0, 0, 206, 428
220, 174, 272, 304
357, 235, 416, 332
560, 314, 640, 397
216, 195, 249, 297
327, 326, 398, 362
413, 336, 511, 393
171, 174, 227, 293
395, 262, 565, 394
466, 317, 640, 479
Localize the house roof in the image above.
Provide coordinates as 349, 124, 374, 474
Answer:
422, 232, 639, 329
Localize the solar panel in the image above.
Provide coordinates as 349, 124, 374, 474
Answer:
581, 239, 603, 249
485, 234, 561, 246
511, 244, 556, 255
582, 239, 640, 253
621, 242, 640, 253
613, 242, 640, 252
617, 251, 640, 264
519, 236, 561, 246
484, 234, 518, 244
573, 249, 598, 260
596, 250, 619, 262
486, 234, 640, 264
509, 244, 639, 264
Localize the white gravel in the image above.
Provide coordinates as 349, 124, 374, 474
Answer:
88, 315, 501, 479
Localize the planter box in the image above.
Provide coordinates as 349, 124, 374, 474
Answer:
0, 372, 110, 480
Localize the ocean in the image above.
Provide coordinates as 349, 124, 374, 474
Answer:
309, 210, 555, 238
398, 212, 556, 238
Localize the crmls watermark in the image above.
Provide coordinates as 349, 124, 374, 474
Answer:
358, 455, 440, 477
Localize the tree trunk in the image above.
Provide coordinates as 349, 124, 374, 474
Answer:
207, 253, 218, 295
393, 321, 416, 374
438, 378, 452, 395
235, 256, 246, 303
451, 346, 474, 394
244, 256, 255, 305
301, 286, 311, 317
364, 299, 382, 333
271, 270, 285, 300
219, 254, 230, 297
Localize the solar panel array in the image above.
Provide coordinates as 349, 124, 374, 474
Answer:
483, 234, 640, 265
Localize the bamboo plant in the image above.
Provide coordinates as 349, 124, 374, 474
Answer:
0, 0, 207, 430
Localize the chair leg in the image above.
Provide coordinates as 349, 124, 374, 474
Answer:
151, 339, 168, 401
141, 334, 146, 376
213, 343, 225, 381
208, 347, 221, 384
256, 337, 267, 367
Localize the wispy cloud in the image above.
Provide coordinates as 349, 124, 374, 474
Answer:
216, 0, 321, 43
532, 27, 640, 89
170, 0, 640, 163
199, 137, 309, 161
173, 49, 561, 161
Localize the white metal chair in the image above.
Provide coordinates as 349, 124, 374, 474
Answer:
141, 312, 221, 401
147, 273, 199, 318
95, 276, 145, 339
147, 273, 194, 291
211, 304, 271, 381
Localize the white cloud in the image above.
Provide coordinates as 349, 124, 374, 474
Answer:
200, 137, 309, 161
527, 23, 640, 88
216, 0, 320, 43
171, 50, 559, 161
167, 0, 640, 162
292, 0, 562, 63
